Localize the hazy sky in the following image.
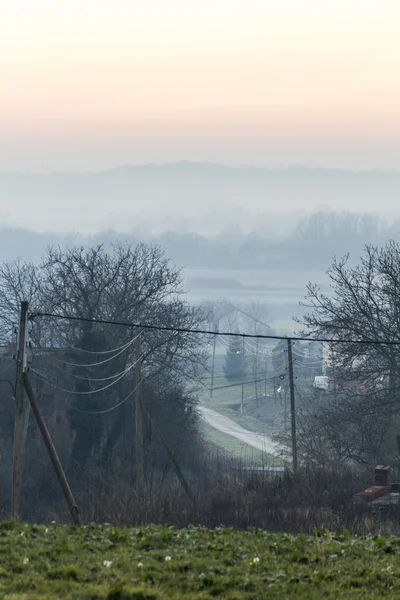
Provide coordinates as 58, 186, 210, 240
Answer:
1, 0, 399, 171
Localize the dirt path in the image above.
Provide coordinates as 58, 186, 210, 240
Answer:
198, 405, 284, 457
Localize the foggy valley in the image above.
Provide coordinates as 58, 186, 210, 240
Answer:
1, 166, 399, 333
3, 1, 400, 594
2, 163, 400, 232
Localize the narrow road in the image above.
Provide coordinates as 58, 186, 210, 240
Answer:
198, 405, 284, 458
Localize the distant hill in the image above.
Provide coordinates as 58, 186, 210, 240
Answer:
1, 163, 399, 232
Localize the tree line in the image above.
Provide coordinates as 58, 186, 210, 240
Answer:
1, 210, 399, 271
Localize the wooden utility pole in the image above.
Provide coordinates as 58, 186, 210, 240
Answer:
209, 323, 218, 400
23, 375, 82, 525
287, 338, 298, 474
241, 336, 245, 414
12, 300, 29, 520
135, 327, 144, 490
284, 388, 288, 431
264, 360, 268, 396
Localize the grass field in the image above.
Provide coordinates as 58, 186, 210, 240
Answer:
201, 422, 284, 467
199, 368, 286, 436
2, 522, 400, 598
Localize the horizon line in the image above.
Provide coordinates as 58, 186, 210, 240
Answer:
1, 161, 400, 177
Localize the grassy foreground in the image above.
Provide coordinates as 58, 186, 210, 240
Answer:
1, 522, 400, 599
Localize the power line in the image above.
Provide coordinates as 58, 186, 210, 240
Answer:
211, 377, 269, 392
227, 302, 273, 331
31, 355, 142, 396
43, 357, 140, 383
55, 336, 140, 356
30, 311, 400, 346
72, 380, 142, 415
32, 368, 143, 415
50, 333, 138, 369
152, 356, 279, 395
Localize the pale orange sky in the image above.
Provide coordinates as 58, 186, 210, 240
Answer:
1, 0, 399, 171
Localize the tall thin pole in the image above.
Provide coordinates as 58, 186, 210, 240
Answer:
135, 327, 143, 490
23, 375, 82, 525
284, 388, 287, 430
241, 335, 245, 414
331, 342, 337, 398
209, 323, 218, 400
264, 357, 267, 396
287, 338, 298, 474
12, 300, 29, 520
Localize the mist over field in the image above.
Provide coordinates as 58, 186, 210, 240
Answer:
1, 164, 399, 332
3, 2, 400, 569
1, 163, 400, 233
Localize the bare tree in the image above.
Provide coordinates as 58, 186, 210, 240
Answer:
297, 241, 400, 466
0, 242, 207, 476
0, 259, 41, 345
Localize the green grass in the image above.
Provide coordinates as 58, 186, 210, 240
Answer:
199, 371, 286, 436
214, 404, 279, 435
201, 423, 283, 467
2, 522, 400, 598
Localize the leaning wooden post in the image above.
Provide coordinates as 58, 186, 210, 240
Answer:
23, 374, 82, 525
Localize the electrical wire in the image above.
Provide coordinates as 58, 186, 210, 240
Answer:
294, 358, 324, 367
226, 303, 273, 331
31, 311, 400, 345
71, 379, 142, 414
43, 356, 141, 383
293, 358, 323, 366
217, 335, 231, 347
265, 366, 288, 379
31, 354, 142, 395
292, 346, 323, 358
153, 358, 274, 395
211, 377, 268, 391
269, 350, 287, 358
50, 333, 138, 369
52, 334, 141, 356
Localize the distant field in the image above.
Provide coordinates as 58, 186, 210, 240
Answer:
2, 523, 400, 598
201, 422, 283, 467
198, 367, 287, 436
184, 267, 331, 334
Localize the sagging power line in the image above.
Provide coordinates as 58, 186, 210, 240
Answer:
13, 299, 400, 521
30, 311, 400, 346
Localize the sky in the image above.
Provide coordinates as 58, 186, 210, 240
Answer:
1, 0, 399, 172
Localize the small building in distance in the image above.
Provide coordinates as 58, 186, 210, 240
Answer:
353, 466, 400, 507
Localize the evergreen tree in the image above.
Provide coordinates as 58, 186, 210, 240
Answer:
223, 337, 246, 380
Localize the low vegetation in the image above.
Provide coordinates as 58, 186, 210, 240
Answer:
2, 522, 400, 598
